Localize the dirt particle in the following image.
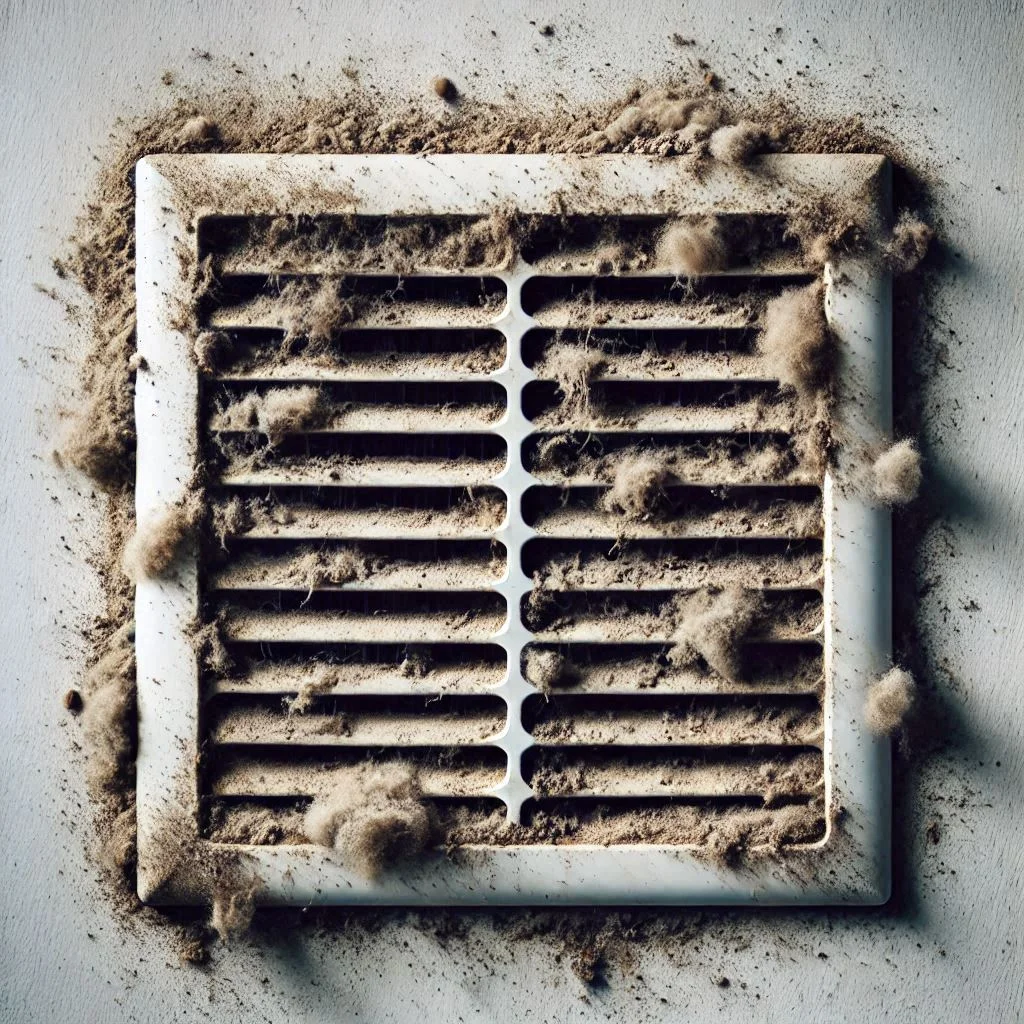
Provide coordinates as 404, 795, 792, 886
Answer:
432, 76, 458, 102
63, 688, 83, 713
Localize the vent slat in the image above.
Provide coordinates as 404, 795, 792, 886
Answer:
220, 610, 505, 644
221, 462, 505, 488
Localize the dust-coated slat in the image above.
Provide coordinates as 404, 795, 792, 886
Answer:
530, 402, 796, 434
211, 706, 505, 747
530, 507, 823, 540
210, 405, 503, 435
220, 460, 505, 488
211, 553, 503, 593
529, 751, 823, 798
209, 756, 504, 799
208, 661, 503, 698
220, 610, 506, 644
528, 552, 823, 593
227, 506, 503, 541
528, 707, 821, 747
533, 351, 771, 383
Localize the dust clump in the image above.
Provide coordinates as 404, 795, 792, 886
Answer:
524, 648, 569, 693
80, 622, 136, 796
193, 329, 230, 373
550, 348, 604, 418
303, 766, 437, 880
211, 495, 251, 549
601, 458, 672, 521
885, 210, 934, 273
292, 547, 368, 601
100, 803, 137, 875
122, 487, 204, 581
656, 217, 727, 276
176, 115, 219, 146
866, 667, 916, 735
284, 669, 339, 715
63, 688, 83, 713
872, 438, 922, 505
191, 617, 232, 674
668, 586, 765, 683
758, 281, 831, 398
708, 121, 766, 165
584, 87, 725, 149
214, 386, 327, 446
210, 877, 258, 943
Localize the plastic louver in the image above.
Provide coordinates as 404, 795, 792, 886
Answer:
134, 154, 892, 905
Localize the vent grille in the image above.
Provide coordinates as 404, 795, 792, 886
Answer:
135, 154, 892, 905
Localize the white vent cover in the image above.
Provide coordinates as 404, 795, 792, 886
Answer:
135, 153, 892, 906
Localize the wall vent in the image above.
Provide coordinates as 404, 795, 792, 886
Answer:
135, 154, 892, 905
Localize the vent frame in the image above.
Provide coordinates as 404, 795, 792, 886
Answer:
135, 153, 892, 906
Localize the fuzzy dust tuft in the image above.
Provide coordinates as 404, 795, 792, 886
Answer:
655, 216, 727, 276
211, 495, 251, 549
283, 668, 340, 715
210, 877, 258, 943
190, 617, 232, 674
80, 622, 136, 796
668, 586, 765, 683
708, 121, 766, 164
885, 210, 934, 273
121, 488, 204, 581
549, 347, 605, 419
524, 648, 569, 693
758, 281, 831, 398
601, 458, 672, 522
214, 386, 327, 446
866, 667, 916, 735
303, 766, 437, 880
872, 438, 922, 504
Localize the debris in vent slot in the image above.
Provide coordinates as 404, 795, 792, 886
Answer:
865, 667, 916, 735
283, 667, 339, 714
601, 458, 672, 521
871, 438, 922, 505
524, 647, 572, 693
758, 281, 832, 399
303, 766, 438, 879
667, 586, 766, 683
213, 386, 327, 446
655, 216, 728, 276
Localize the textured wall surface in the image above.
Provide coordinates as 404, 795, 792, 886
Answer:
1, 1, 1021, 1021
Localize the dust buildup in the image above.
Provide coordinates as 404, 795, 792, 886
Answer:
214, 386, 326, 446
872, 439, 922, 504
583, 88, 725, 150
177, 115, 219, 146
193, 329, 230, 373
283, 667, 339, 714
885, 210, 934, 273
708, 121, 766, 165
100, 803, 137, 875
80, 622, 136, 796
121, 488, 204, 581
866, 667, 916, 735
524, 648, 569, 693
303, 766, 437, 880
211, 494, 250, 549
668, 586, 765, 683
210, 877, 258, 943
655, 217, 727, 276
758, 281, 831, 398
191, 617, 232, 674
550, 348, 604, 417
601, 458, 672, 521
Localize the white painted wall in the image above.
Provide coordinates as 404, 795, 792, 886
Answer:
1, 1, 1021, 1021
